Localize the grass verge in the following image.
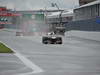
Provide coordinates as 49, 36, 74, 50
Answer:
0, 42, 14, 53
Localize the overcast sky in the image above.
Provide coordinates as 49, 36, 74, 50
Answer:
0, 0, 79, 10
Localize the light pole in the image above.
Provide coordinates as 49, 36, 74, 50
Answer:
51, 3, 65, 35
51, 3, 64, 23
51, 3, 60, 10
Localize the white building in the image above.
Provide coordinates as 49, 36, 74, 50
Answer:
74, 0, 100, 21
46, 10, 73, 23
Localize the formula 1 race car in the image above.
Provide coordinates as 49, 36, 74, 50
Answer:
42, 36, 62, 44
42, 33, 62, 44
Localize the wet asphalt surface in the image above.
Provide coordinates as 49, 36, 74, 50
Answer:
0, 30, 100, 75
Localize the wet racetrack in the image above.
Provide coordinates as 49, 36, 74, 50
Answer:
0, 30, 100, 75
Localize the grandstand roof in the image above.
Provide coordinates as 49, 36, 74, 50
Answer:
75, 0, 100, 9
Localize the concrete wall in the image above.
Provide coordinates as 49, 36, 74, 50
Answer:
66, 17, 100, 31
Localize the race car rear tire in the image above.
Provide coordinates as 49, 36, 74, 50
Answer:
56, 37, 62, 44
44, 42, 48, 44
42, 37, 49, 44
58, 42, 62, 44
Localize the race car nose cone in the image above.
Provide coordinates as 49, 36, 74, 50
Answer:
52, 37, 56, 39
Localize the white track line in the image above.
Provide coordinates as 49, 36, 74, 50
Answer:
14, 52, 43, 73
0, 41, 44, 75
